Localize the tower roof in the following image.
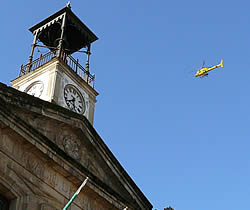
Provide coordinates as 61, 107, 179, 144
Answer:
29, 5, 98, 54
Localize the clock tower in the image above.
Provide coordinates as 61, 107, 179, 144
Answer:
0, 4, 153, 209
11, 4, 98, 124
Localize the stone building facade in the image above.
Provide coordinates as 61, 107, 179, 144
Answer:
0, 82, 152, 209
0, 4, 152, 210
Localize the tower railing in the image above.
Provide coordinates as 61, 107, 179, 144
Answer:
19, 51, 56, 76
19, 51, 95, 88
61, 51, 95, 88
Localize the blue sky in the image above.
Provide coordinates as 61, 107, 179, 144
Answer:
1, 1, 250, 209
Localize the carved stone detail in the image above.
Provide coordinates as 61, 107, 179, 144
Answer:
62, 134, 81, 160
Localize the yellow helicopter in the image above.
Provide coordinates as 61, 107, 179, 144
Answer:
195, 59, 223, 77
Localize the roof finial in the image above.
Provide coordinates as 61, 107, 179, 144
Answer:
66, 1, 71, 8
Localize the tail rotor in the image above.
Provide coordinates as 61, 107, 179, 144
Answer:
220, 59, 223, 67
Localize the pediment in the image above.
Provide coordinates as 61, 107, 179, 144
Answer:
0, 83, 152, 209
12, 110, 130, 200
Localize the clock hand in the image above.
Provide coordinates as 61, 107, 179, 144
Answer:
71, 97, 76, 111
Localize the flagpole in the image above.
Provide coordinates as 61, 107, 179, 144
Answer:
63, 177, 89, 210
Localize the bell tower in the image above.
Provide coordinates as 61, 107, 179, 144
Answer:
11, 3, 98, 124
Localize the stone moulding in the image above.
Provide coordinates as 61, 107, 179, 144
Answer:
0, 82, 153, 210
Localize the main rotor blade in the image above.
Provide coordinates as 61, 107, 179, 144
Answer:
202, 60, 205, 68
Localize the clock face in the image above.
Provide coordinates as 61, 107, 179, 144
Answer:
64, 84, 85, 114
25, 81, 44, 98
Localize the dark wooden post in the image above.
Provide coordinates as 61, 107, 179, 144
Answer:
85, 44, 91, 72
57, 13, 67, 58
27, 30, 38, 72
76, 59, 78, 73
38, 54, 43, 67
85, 44, 91, 82
92, 74, 95, 88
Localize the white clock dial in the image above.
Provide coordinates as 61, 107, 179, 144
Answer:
64, 84, 85, 114
25, 81, 44, 98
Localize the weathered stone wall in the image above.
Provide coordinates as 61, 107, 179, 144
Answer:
0, 125, 117, 209
11, 108, 130, 202
0, 82, 153, 210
